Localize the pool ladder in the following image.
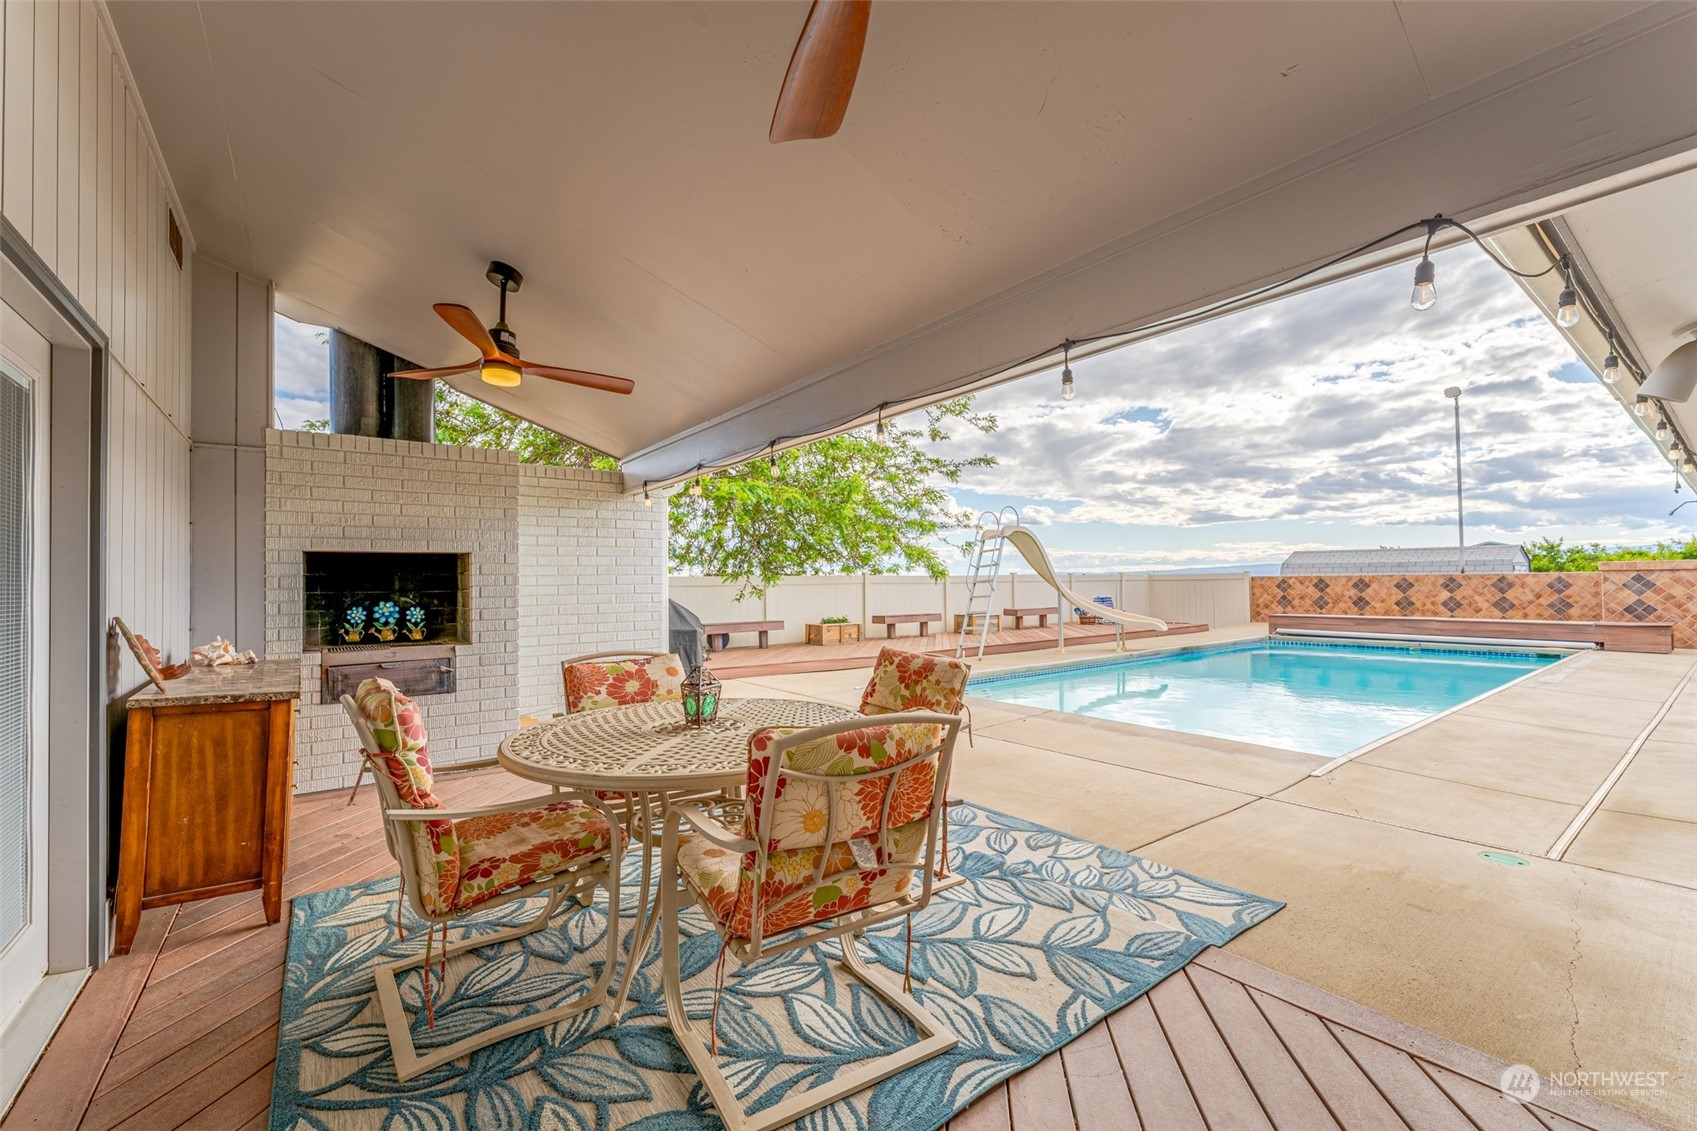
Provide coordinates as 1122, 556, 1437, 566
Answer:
956, 507, 1019, 661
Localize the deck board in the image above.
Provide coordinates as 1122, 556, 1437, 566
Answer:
3, 767, 1670, 1131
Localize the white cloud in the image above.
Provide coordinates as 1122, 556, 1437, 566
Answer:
924, 243, 1673, 558
274, 314, 329, 427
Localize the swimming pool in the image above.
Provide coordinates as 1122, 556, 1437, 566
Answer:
968, 639, 1566, 758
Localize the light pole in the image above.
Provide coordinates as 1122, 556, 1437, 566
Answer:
1444, 386, 1465, 573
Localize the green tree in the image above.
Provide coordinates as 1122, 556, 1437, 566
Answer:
668, 397, 998, 598
432, 385, 615, 469
1526, 536, 1697, 571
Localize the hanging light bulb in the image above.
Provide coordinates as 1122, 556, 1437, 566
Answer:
1635, 396, 1652, 418
1656, 418, 1670, 441
1683, 454, 1695, 474
874, 405, 887, 443
643, 487, 652, 508
1669, 441, 1684, 464
1060, 342, 1075, 401
1602, 332, 1621, 385
1410, 256, 1437, 311
1555, 261, 1579, 328
690, 470, 704, 497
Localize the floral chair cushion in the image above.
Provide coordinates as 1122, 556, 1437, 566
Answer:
676, 721, 945, 939
353, 678, 457, 915
455, 800, 621, 910
564, 653, 686, 713
858, 647, 970, 717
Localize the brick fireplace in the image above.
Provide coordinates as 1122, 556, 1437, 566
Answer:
265, 428, 668, 791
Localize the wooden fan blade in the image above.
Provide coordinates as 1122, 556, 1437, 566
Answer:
770, 0, 870, 143
433, 303, 499, 359
518, 361, 636, 395
388, 361, 479, 380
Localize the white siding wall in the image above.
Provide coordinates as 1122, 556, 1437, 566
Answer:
1, 2, 194, 691
669, 571, 1254, 642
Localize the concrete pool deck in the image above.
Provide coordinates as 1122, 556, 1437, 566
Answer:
724, 624, 1697, 1127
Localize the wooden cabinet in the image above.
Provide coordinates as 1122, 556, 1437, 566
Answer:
114, 661, 300, 954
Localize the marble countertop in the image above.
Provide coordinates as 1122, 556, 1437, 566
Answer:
126, 659, 302, 708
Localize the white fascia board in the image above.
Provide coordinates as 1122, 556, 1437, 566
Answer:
620, 4, 1697, 493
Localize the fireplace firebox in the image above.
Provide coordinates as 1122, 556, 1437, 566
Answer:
302, 551, 469, 650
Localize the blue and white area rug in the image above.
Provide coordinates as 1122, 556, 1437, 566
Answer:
271, 802, 1282, 1130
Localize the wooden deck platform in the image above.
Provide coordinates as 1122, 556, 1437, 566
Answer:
709, 620, 1210, 678
3, 766, 1665, 1131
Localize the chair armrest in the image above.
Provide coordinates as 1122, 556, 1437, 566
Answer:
384, 791, 603, 823
668, 801, 755, 852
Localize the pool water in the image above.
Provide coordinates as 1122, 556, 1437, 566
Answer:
968, 640, 1564, 758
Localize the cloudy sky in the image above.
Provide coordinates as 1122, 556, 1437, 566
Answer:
273, 241, 1683, 570
924, 243, 1683, 571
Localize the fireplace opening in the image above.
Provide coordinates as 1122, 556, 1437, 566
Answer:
302, 551, 469, 650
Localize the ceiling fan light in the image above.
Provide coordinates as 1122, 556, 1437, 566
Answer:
480, 358, 523, 388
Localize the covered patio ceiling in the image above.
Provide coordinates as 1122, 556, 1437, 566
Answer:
105, 1, 1697, 489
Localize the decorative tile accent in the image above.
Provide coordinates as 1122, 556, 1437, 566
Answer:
1623, 598, 1657, 621
1276, 578, 1291, 592
1352, 578, 1371, 593
1442, 596, 1463, 613
1314, 579, 1331, 592
1395, 596, 1417, 613
1442, 577, 1463, 594
1624, 573, 1656, 596
1394, 578, 1415, 594
1492, 576, 1514, 594
1547, 576, 1572, 595
1315, 595, 1330, 610
1548, 597, 1574, 616
1352, 596, 1370, 611
1492, 596, 1515, 614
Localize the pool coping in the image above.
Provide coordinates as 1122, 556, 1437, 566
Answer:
964, 634, 1591, 774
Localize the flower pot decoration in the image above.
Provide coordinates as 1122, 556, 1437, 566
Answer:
403, 605, 427, 641
681, 664, 722, 729
372, 601, 400, 642
341, 606, 369, 643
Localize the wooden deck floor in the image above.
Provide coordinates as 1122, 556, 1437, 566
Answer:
3, 767, 1665, 1131
709, 620, 1210, 678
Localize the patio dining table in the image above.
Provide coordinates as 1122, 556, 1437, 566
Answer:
496, 697, 857, 1017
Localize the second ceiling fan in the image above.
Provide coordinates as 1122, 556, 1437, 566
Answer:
390, 261, 635, 395
769, 0, 872, 143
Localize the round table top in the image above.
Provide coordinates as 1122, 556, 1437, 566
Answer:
496, 697, 857, 792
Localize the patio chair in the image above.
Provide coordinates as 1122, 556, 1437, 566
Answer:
561, 650, 685, 712
659, 712, 963, 1131
341, 678, 623, 1082
857, 646, 973, 870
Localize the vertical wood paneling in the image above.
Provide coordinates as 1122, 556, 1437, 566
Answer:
0, 2, 199, 677
56, 0, 79, 295
32, 0, 57, 267
2, 1, 32, 235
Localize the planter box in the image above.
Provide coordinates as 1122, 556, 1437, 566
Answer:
805, 622, 862, 646
953, 613, 1002, 633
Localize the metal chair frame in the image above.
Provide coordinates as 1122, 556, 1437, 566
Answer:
340, 695, 622, 1082
660, 711, 962, 1131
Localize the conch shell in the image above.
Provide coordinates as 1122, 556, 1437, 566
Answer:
192, 636, 258, 667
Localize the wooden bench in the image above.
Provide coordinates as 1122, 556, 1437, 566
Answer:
1002, 606, 1055, 630
702, 619, 784, 651
871, 612, 940, 638
1266, 614, 1673, 654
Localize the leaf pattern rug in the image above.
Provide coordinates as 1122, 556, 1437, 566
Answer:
271, 802, 1282, 1131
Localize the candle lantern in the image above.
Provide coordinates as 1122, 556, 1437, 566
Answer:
681, 665, 722, 728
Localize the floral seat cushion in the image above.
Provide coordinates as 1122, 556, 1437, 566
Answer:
564, 653, 686, 713
858, 646, 970, 716
455, 800, 621, 910
353, 678, 458, 915
677, 721, 944, 939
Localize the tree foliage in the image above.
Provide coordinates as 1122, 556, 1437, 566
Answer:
668, 397, 998, 598
1525, 536, 1697, 572
431, 385, 615, 468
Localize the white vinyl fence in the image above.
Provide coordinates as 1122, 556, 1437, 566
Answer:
667, 572, 1252, 645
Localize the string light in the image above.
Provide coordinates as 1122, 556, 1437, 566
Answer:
1602, 332, 1622, 385
1683, 454, 1695, 474
1669, 440, 1684, 464
643, 486, 652, 507
1656, 418, 1671, 441
875, 404, 887, 443
1555, 260, 1580, 328
1635, 396, 1652, 418
690, 466, 704, 496
769, 443, 780, 477
1061, 341, 1075, 401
